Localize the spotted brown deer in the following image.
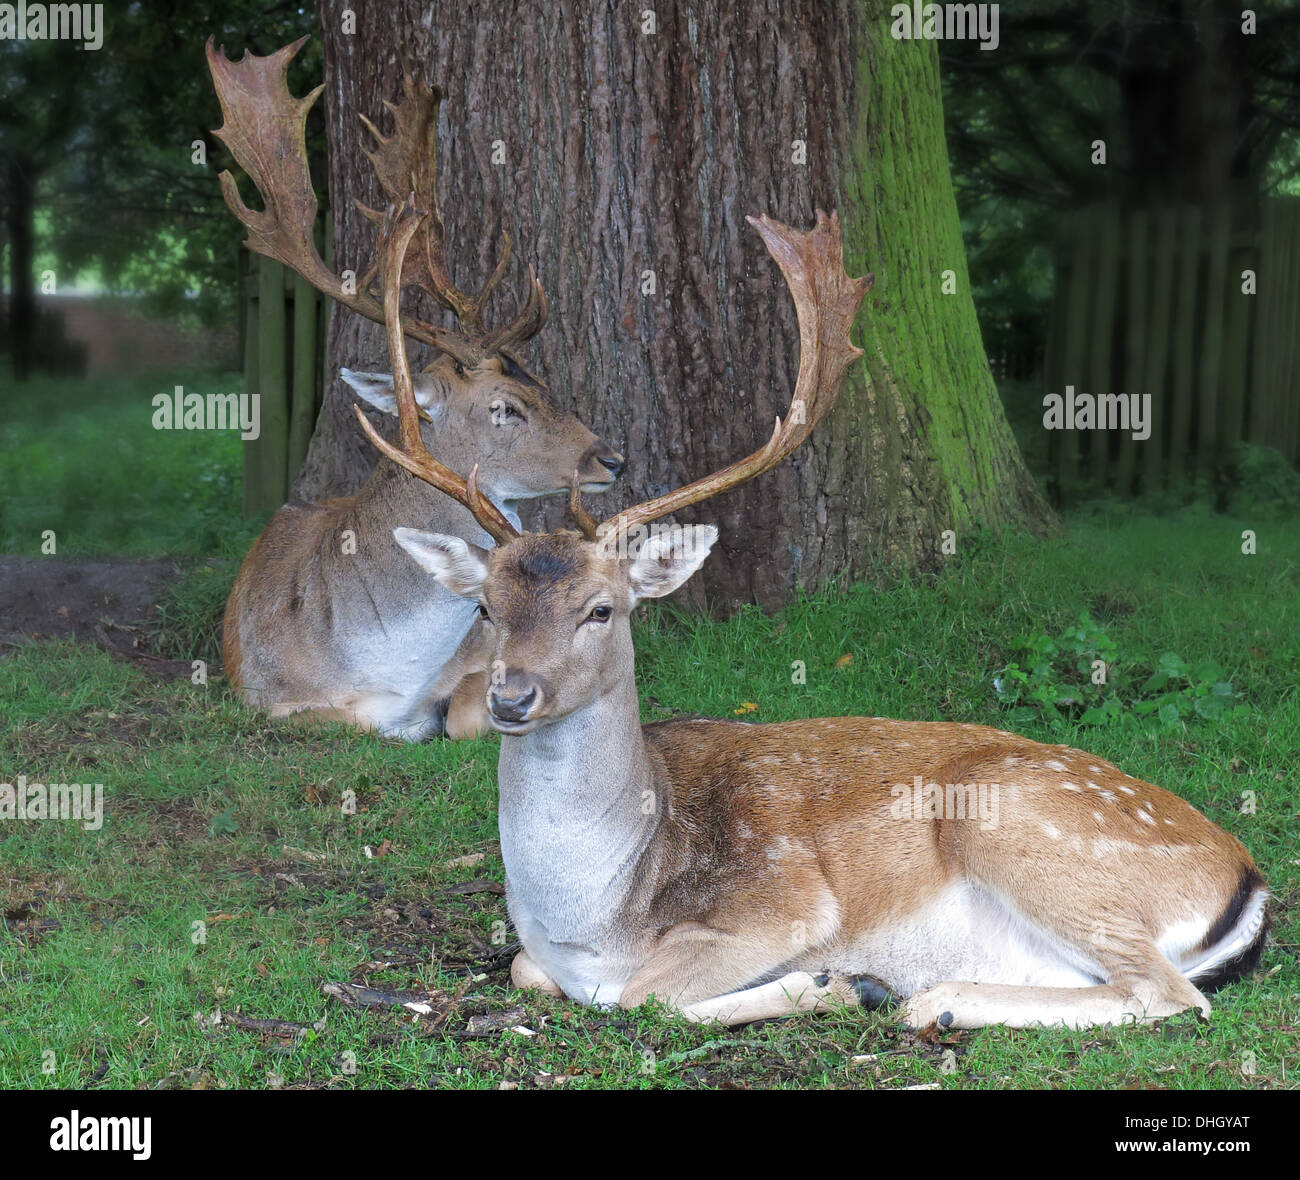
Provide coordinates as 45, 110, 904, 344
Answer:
207, 39, 621, 739
385, 204, 1270, 1028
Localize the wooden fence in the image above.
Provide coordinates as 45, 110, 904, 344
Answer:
237, 244, 331, 518
1043, 198, 1300, 500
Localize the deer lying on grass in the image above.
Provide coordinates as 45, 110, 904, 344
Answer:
207, 39, 621, 739
374, 201, 1269, 1028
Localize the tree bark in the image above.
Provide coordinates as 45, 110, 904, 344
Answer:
303, 0, 1053, 611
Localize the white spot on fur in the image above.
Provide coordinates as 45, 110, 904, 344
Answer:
1092, 811, 1104, 824
1137, 810, 1156, 825
1061, 783, 1081, 792
1041, 822, 1061, 839
1118, 785, 1135, 795
1045, 760, 1067, 771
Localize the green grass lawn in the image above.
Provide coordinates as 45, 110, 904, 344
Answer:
0, 368, 258, 560
0, 372, 1296, 1090
2, 517, 1296, 1089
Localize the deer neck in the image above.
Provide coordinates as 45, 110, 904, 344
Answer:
354, 457, 522, 548
497, 670, 661, 940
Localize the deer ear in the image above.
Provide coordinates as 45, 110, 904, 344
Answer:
340, 368, 397, 414
626, 525, 718, 604
393, 530, 489, 598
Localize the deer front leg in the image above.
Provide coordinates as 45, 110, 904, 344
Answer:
511, 948, 564, 997
445, 670, 491, 739
430, 620, 492, 740
619, 922, 893, 1025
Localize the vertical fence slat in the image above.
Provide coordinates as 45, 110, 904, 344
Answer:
1056, 212, 1093, 495
1088, 203, 1122, 488
1141, 209, 1179, 493
1218, 226, 1252, 470
1248, 201, 1280, 444
1196, 202, 1231, 477
1115, 209, 1147, 494
256, 256, 289, 511
289, 270, 317, 486
1167, 206, 1202, 485
1280, 202, 1300, 462
241, 254, 262, 520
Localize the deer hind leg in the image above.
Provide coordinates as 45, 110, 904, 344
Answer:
903, 946, 1210, 1031
269, 698, 373, 730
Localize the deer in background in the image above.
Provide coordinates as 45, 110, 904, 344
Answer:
206, 39, 621, 739
388, 207, 1269, 1028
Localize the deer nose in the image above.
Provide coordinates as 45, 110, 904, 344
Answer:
489, 685, 538, 724
597, 451, 625, 477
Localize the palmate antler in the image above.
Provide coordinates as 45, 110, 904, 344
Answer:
572, 210, 873, 545
204, 36, 543, 365
351, 197, 521, 546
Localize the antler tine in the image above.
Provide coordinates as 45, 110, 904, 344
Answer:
205, 38, 479, 366
480, 266, 549, 354
351, 197, 520, 547
354, 70, 524, 344
591, 210, 872, 543
568, 471, 600, 541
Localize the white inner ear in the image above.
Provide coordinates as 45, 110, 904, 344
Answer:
340, 368, 397, 414
392, 529, 488, 598
626, 524, 718, 604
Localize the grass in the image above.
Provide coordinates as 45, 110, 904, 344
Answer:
0, 370, 1295, 1090
1, 512, 1296, 1089
0, 368, 259, 560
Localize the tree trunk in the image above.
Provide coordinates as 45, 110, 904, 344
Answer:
303, 0, 1053, 611
6, 154, 36, 381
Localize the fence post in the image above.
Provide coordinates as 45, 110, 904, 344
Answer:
241, 252, 262, 519
252, 256, 289, 512
289, 269, 317, 488
1196, 202, 1232, 478
1167, 206, 1202, 486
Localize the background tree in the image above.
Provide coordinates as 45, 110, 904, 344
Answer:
301, 0, 1052, 610
0, 1, 317, 378
941, 0, 1300, 368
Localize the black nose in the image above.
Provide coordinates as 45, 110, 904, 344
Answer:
597, 452, 625, 477
489, 686, 538, 723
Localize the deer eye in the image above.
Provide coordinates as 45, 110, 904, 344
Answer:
453, 361, 466, 377
585, 604, 612, 624
476, 603, 492, 623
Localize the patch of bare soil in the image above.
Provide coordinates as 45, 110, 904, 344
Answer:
0, 556, 199, 678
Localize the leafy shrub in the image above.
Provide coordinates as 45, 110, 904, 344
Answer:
993, 611, 1248, 731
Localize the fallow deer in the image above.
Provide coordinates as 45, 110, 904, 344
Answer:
387, 206, 1269, 1029
207, 39, 621, 739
